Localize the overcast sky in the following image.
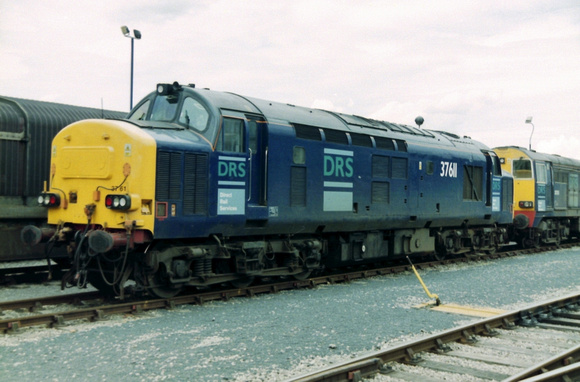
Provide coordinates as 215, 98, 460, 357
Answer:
2, 1, 579, 158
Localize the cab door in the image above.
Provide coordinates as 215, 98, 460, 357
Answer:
483, 150, 503, 212
535, 161, 552, 212
214, 112, 268, 220
246, 115, 269, 221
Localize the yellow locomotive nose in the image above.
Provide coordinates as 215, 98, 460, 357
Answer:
45, 119, 157, 234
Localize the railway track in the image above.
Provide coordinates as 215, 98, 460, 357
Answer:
0, 290, 103, 312
0, 247, 521, 332
0, 244, 574, 335
0, 262, 69, 285
286, 292, 580, 382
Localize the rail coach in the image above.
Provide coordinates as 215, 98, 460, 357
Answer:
22, 82, 513, 298
0, 96, 126, 262
494, 146, 580, 248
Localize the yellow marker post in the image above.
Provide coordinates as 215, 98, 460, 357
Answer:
406, 256, 441, 306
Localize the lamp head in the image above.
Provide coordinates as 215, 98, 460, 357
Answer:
121, 25, 130, 36
414, 116, 424, 128
525, 116, 533, 124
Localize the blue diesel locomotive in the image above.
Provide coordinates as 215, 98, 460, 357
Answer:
22, 82, 512, 297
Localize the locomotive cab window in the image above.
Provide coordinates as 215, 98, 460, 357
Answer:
129, 100, 151, 120
248, 119, 258, 153
535, 163, 547, 183
150, 95, 179, 121
491, 152, 502, 175
513, 159, 532, 179
216, 118, 244, 153
179, 97, 209, 133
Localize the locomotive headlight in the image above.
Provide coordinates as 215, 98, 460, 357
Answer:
518, 201, 534, 209
105, 194, 131, 210
37, 193, 60, 207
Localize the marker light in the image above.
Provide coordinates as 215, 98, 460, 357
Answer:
105, 194, 131, 210
518, 201, 534, 209
37, 193, 60, 207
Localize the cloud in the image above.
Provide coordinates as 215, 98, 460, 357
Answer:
536, 134, 580, 159
1, 0, 579, 159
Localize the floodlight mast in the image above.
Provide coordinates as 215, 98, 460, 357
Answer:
525, 116, 534, 151
121, 26, 142, 110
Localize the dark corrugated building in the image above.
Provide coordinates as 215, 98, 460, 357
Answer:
0, 96, 126, 260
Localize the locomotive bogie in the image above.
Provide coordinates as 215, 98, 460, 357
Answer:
138, 236, 323, 295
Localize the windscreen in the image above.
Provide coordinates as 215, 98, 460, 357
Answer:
513, 159, 532, 179
150, 95, 179, 121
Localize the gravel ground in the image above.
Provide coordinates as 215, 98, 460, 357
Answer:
0, 248, 578, 382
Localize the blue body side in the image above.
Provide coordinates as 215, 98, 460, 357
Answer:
130, 87, 512, 241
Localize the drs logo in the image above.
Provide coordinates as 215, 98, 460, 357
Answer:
218, 160, 246, 178
324, 154, 354, 178
440, 161, 458, 178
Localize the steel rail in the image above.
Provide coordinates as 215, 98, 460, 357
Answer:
0, 291, 103, 312
285, 291, 580, 382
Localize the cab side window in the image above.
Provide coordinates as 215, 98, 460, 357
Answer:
248, 119, 258, 154
179, 97, 209, 133
128, 100, 150, 120
536, 163, 547, 183
216, 118, 244, 153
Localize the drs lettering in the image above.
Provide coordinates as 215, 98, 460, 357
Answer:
440, 161, 458, 178
324, 155, 354, 178
219, 161, 246, 178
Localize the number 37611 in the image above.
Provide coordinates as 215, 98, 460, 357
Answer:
440, 161, 458, 178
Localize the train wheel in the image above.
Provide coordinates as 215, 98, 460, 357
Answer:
230, 276, 255, 288
486, 233, 498, 255
147, 264, 182, 298
521, 236, 540, 249
485, 245, 498, 255
432, 251, 446, 261
553, 231, 562, 247
148, 284, 182, 299
293, 270, 312, 280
